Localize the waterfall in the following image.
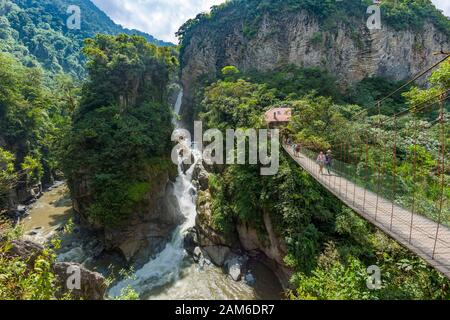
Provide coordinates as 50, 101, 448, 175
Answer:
108, 90, 281, 300
173, 90, 183, 123
109, 91, 199, 298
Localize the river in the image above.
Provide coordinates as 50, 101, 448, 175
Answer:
23, 91, 283, 300
21, 182, 72, 244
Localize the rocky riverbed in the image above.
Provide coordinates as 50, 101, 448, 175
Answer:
21, 181, 72, 244
18, 174, 283, 300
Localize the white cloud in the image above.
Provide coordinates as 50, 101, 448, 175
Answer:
432, 0, 450, 17
91, 0, 226, 43
91, 0, 450, 43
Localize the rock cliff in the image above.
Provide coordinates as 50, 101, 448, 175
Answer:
71, 169, 183, 264
191, 162, 292, 289
180, 5, 449, 123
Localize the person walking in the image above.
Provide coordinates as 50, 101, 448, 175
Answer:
325, 150, 333, 175
287, 137, 292, 146
316, 151, 326, 175
295, 144, 302, 157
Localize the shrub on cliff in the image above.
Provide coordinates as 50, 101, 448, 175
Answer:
0, 53, 75, 210
0, 224, 63, 300
0, 149, 17, 211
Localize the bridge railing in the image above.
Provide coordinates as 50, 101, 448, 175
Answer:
289, 145, 449, 230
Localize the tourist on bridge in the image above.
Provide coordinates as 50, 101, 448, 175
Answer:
325, 150, 333, 175
295, 144, 302, 157
286, 137, 292, 145
316, 151, 326, 175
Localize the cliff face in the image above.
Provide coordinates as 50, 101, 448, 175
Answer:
191, 162, 292, 288
180, 8, 449, 121
71, 169, 183, 264
236, 212, 293, 289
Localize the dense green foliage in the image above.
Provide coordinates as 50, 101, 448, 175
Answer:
290, 210, 450, 300
198, 64, 450, 299
0, 148, 17, 209
0, 224, 65, 300
0, 0, 171, 79
0, 0, 175, 215
0, 53, 77, 212
245, 66, 343, 102
382, 0, 450, 33
62, 34, 176, 226
244, 64, 412, 114
345, 76, 410, 114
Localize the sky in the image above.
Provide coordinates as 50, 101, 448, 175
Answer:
91, 0, 450, 43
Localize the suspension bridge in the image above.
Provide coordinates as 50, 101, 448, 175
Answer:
282, 55, 450, 279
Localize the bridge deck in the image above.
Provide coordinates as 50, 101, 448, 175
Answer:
283, 145, 450, 279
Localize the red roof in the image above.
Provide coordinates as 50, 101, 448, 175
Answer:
265, 108, 292, 123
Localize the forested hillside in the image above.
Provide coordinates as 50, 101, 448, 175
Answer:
0, 0, 184, 299
0, 0, 171, 79
0, 53, 76, 209
0, 0, 173, 214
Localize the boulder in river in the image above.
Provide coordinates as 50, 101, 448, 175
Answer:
84, 239, 104, 258
5, 207, 29, 223
53, 262, 107, 300
229, 264, 242, 281
202, 245, 231, 267
224, 254, 249, 282
193, 246, 202, 263
57, 246, 86, 264
183, 227, 199, 255
244, 271, 256, 285
192, 162, 210, 191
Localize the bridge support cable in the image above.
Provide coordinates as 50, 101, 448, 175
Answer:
433, 93, 447, 260
363, 136, 369, 212
282, 85, 450, 278
390, 115, 398, 232
375, 102, 383, 222
409, 115, 419, 244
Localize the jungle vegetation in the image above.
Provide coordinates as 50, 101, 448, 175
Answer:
196, 63, 450, 300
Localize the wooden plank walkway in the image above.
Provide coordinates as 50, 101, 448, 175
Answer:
283, 145, 450, 279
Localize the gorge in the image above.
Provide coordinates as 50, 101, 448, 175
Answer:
1, 0, 450, 301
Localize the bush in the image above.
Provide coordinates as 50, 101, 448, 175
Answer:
0, 225, 63, 300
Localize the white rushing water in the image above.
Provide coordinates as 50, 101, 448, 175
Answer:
109, 91, 282, 300
173, 90, 183, 123
109, 91, 200, 297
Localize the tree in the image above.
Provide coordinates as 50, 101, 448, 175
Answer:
0, 149, 17, 211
